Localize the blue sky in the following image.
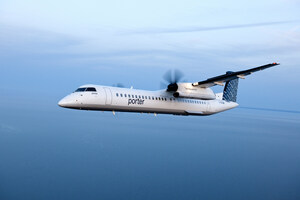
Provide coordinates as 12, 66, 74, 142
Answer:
0, 0, 300, 109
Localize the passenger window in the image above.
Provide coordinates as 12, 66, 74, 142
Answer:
124, 94, 127, 97
128, 94, 131, 97
135, 95, 138, 98
139, 95, 141, 98
148, 96, 151, 99
155, 97, 158, 100
116, 93, 119, 97
120, 94, 123, 97
142, 96, 144, 99
145, 96, 147, 99
152, 97, 154, 100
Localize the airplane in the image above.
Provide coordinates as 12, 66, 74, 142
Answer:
58, 63, 279, 116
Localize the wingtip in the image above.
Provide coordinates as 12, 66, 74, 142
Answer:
273, 62, 280, 65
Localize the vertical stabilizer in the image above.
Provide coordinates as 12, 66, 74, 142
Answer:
222, 71, 239, 102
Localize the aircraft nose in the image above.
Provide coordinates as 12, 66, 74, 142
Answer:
58, 98, 67, 107
58, 96, 72, 107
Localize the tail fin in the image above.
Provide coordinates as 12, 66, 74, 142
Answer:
222, 71, 239, 102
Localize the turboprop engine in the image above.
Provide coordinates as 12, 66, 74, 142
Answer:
172, 83, 216, 100
161, 70, 216, 100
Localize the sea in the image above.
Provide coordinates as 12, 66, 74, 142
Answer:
1, 105, 300, 200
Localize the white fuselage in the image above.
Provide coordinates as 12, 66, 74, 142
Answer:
58, 85, 238, 115
58, 84, 238, 116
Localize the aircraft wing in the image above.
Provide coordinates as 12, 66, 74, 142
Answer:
192, 63, 279, 88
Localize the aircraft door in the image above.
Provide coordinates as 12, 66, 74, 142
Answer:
206, 101, 211, 113
104, 88, 112, 105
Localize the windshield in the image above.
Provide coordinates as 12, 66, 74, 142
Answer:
86, 87, 97, 92
74, 87, 97, 92
75, 88, 86, 92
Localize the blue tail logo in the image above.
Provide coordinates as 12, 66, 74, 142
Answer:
222, 71, 239, 102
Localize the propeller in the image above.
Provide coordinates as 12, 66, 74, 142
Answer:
160, 69, 184, 92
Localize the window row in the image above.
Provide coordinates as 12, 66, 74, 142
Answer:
115, 93, 207, 104
116, 93, 168, 101
178, 99, 207, 104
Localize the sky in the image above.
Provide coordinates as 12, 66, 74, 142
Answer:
1, 0, 300, 110
1, 1, 300, 199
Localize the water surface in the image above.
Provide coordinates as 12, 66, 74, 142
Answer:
1, 105, 300, 200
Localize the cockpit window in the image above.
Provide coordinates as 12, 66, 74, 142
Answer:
75, 88, 87, 92
86, 87, 97, 92
74, 87, 97, 92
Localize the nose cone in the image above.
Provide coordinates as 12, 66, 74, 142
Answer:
58, 98, 68, 107
58, 94, 80, 108
58, 95, 75, 108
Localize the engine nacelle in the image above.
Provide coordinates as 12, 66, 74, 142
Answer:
174, 83, 216, 100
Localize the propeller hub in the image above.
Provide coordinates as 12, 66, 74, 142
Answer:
167, 83, 178, 92
161, 69, 184, 93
